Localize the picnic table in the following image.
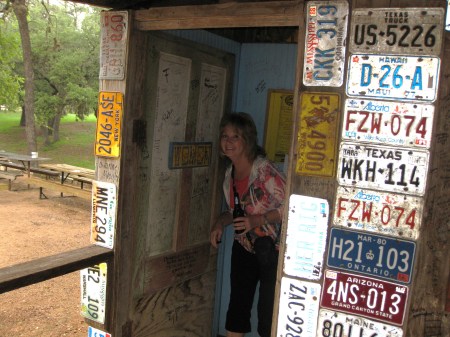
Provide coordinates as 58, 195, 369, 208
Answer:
0, 151, 52, 177
39, 163, 95, 189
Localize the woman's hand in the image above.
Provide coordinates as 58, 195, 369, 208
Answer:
233, 214, 263, 234
210, 225, 223, 249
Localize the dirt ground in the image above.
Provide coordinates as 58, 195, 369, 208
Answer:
0, 179, 91, 337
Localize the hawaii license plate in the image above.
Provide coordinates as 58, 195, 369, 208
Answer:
343, 99, 434, 148
327, 227, 416, 284
347, 54, 440, 101
316, 309, 403, 337
349, 8, 444, 55
333, 186, 423, 240
337, 142, 429, 196
321, 270, 408, 325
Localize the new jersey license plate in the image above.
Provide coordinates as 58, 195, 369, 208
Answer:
347, 54, 440, 101
321, 270, 408, 325
333, 186, 423, 240
316, 309, 403, 337
337, 142, 429, 196
327, 227, 416, 284
343, 99, 434, 148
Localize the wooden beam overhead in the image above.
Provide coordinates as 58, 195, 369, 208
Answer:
134, 1, 303, 30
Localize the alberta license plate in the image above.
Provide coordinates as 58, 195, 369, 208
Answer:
316, 309, 404, 337
333, 186, 423, 240
347, 54, 440, 101
343, 99, 434, 148
349, 8, 444, 55
337, 142, 429, 196
327, 227, 416, 284
321, 270, 408, 325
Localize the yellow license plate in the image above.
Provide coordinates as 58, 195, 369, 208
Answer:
296, 92, 340, 177
95, 91, 123, 158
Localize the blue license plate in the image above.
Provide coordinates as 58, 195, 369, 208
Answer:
327, 227, 416, 284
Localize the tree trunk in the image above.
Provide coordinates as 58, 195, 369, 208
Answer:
13, 0, 37, 154
19, 106, 26, 127
52, 113, 62, 143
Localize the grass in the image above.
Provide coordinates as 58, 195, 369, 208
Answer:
0, 111, 97, 169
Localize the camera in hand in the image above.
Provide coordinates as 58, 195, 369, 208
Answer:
233, 191, 245, 234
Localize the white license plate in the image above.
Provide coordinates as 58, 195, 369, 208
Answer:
284, 195, 329, 280
349, 8, 444, 55
303, 1, 349, 87
316, 309, 404, 337
333, 186, 423, 240
91, 180, 117, 249
343, 99, 434, 148
347, 54, 440, 101
80, 263, 107, 323
277, 277, 321, 336
337, 142, 429, 196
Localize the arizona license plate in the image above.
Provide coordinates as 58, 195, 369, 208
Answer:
277, 277, 321, 336
337, 142, 429, 196
316, 309, 403, 337
321, 270, 408, 325
343, 99, 434, 148
349, 8, 444, 55
347, 54, 440, 101
327, 227, 416, 284
333, 186, 423, 240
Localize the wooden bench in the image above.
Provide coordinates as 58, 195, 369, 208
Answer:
25, 176, 91, 200
0, 170, 23, 190
0, 161, 60, 179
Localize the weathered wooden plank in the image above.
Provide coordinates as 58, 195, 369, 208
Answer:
134, 1, 303, 30
0, 245, 113, 294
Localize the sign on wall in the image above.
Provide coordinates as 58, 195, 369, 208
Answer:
168, 142, 212, 169
91, 180, 117, 249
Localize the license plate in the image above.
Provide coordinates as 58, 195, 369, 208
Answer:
337, 142, 429, 196
284, 194, 329, 280
91, 180, 117, 249
327, 228, 416, 284
88, 326, 111, 337
349, 8, 444, 55
347, 54, 440, 101
333, 186, 423, 240
303, 1, 349, 86
277, 277, 321, 336
80, 263, 107, 323
316, 309, 404, 337
296, 92, 340, 178
321, 270, 408, 325
343, 99, 434, 149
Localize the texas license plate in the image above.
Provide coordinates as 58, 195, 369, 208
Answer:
333, 186, 423, 240
347, 54, 440, 101
321, 270, 408, 325
343, 99, 434, 148
349, 8, 444, 55
327, 227, 416, 284
337, 142, 429, 196
316, 309, 404, 337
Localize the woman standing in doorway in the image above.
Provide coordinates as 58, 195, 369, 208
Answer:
210, 112, 286, 337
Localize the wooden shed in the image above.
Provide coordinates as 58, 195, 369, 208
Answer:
1, 0, 449, 336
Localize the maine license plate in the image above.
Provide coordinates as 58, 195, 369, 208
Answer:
303, 1, 349, 86
284, 194, 329, 280
321, 270, 408, 325
347, 54, 440, 101
349, 8, 444, 55
316, 309, 404, 337
327, 227, 416, 284
277, 276, 321, 336
337, 142, 429, 196
343, 99, 434, 149
333, 186, 423, 240
81, 263, 107, 323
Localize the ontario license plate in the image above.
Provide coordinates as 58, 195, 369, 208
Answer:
337, 142, 429, 196
284, 194, 329, 280
303, 1, 349, 86
277, 276, 321, 336
321, 270, 408, 325
343, 99, 434, 148
316, 309, 404, 337
349, 8, 444, 55
347, 54, 440, 101
333, 186, 423, 240
327, 227, 416, 284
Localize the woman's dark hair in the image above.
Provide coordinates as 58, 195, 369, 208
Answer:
219, 112, 266, 161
